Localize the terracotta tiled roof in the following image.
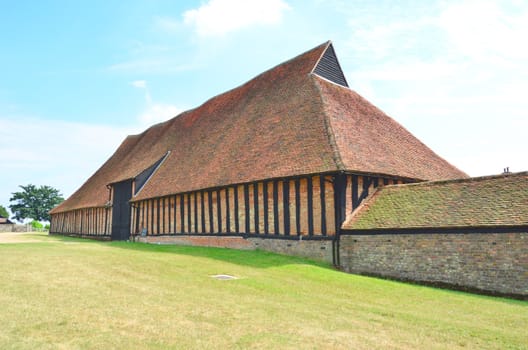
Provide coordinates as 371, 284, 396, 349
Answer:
52, 41, 467, 213
343, 172, 528, 230
315, 78, 467, 180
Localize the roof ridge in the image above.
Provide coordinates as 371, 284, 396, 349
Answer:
123, 41, 332, 141
309, 40, 332, 75
311, 74, 345, 171
383, 170, 528, 189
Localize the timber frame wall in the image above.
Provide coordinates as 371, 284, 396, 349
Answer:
50, 172, 410, 242
130, 173, 408, 239
50, 206, 112, 238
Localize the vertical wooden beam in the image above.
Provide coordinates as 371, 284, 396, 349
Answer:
180, 194, 185, 233
164, 197, 168, 233
142, 201, 145, 234
243, 184, 250, 233
307, 177, 314, 236
263, 181, 269, 234
136, 202, 141, 233
224, 189, 229, 233
172, 195, 177, 233
320, 175, 327, 236
234, 186, 239, 233
333, 173, 347, 234
192, 192, 197, 233
253, 183, 259, 234
352, 175, 359, 209
187, 194, 191, 233
273, 180, 279, 235
156, 198, 161, 235
208, 190, 214, 232
148, 202, 152, 235
294, 178, 301, 235
201, 191, 206, 233
283, 180, 290, 235
163, 197, 167, 233
80, 208, 84, 234
217, 190, 222, 233
166, 197, 170, 233
139, 201, 143, 233
225, 188, 231, 233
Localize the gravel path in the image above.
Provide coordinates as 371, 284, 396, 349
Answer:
0, 232, 42, 243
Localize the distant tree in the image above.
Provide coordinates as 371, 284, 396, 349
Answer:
0, 205, 8, 218
9, 184, 64, 222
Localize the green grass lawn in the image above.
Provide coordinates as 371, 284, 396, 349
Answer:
0, 233, 526, 349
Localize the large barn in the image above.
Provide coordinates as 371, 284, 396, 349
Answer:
50, 41, 467, 264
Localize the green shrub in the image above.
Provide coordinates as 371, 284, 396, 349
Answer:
31, 220, 43, 229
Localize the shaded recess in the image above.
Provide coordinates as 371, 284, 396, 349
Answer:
134, 151, 170, 195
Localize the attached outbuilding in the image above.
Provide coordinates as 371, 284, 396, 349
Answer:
340, 172, 528, 298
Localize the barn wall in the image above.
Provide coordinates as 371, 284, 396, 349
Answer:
131, 173, 401, 262
131, 174, 360, 237
49, 172, 406, 260
131, 173, 402, 238
50, 207, 112, 238
339, 230, 528, 298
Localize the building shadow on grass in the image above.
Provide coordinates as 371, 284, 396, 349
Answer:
109, 240, 332, 269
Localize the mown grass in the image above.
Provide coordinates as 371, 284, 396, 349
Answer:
0, 233, 526, 349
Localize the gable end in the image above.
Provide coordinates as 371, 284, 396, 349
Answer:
312, 43, 348, 87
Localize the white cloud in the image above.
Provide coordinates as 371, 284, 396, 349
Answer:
139, 103, 182, 126
341, 0, 528, 177
129, 80, 182, 126
437, 0, 528, 64
348, 17, 436, 60
131, 80, 147, 88
0, 116, 133, 208
349, 60, 460, 82
183, 0, 291, 37
0, 96, 182, 210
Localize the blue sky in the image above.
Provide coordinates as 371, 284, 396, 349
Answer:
1, 0, 527, 215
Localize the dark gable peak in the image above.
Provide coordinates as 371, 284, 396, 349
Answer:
311, 41, 348, 87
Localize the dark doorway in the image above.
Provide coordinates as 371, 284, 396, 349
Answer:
111, 180, 133, 240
